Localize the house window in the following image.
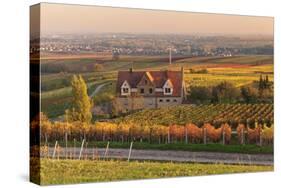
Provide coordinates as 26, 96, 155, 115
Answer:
144, 80, 148, 85
159, 99, 163, 102
165, 88, 171, 94
173, 99, 177, 102
166, 99, 170, 102
123, 88, 129, 93
149, 88, 153, 94
140, 88, 144, 94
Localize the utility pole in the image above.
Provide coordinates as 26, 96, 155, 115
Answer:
169, 47, 172, 65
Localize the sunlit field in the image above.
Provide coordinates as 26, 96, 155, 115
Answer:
36, 159, 273, 185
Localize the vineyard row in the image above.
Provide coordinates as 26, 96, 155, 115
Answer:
34, 117, 273, 146
116, 104, 274, 127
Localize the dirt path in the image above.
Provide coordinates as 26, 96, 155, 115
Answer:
90, 83, 109, 97
47, 147, 273, 166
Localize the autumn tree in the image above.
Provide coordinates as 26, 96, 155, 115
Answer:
65, 75, 93, 124
39, 112, 52, 144
189, 86, 212, 104
93, 63, 104, 72
212, 81, 240, 103
241, 86, 259, 103
32, 112, 51, 145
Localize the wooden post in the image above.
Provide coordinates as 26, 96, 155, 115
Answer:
103, 141, 109, 159
45, 133, 48, 146
168, 129, 170, 144
241, 128, 245, 145
73, 139, 76, 159
222, 130, 225, 145
85, 142, 88, 160
92, 146, 96, 160
52, 141, 58, 159
47, 143, 49, 159
78, 139, 85, 160
96, 147, 100, 160
203, 128, 207, 145
259, 129, 263, 146
128, 141, 133, 162
185, 127, 188, 144
149, 128, 152, 144
65, 132, 68, 159
57, 144, 60, 160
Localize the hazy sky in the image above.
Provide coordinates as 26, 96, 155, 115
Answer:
36, 3, 273, 36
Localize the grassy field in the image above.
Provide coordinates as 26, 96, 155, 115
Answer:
35, 159, 273, 185
186, 63, 273, 87
41, 55, 273, 74
186, 71, 272, 87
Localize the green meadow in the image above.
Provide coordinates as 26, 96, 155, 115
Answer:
36, 159, 273, 185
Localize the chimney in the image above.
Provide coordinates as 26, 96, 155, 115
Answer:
181, 66, 185, 82
130, 61, 133, 73
165, 69, 169, 78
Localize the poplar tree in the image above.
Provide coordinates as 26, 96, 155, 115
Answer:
65, 75, 93, 124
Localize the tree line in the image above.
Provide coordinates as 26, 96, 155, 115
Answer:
189, 75, 273, 104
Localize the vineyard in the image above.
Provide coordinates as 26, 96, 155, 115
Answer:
115, 104, 273, 128
37, 122, 273, 145
34, 106, 274, 146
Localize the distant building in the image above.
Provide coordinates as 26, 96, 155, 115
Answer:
115, 67, 186, 113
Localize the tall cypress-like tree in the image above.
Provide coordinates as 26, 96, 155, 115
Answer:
65, 75, 93, 124
265, 75, 269, 88
259, 74, 263, 90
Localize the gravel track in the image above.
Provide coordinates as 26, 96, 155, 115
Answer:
46, 147, 273, 166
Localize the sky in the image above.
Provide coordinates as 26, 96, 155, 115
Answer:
32, 3, 274, 36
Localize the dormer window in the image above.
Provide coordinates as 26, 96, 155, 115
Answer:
165, 88, 171, 94
123, 88, 129, 93
121, 80, 131, 96
163, 79, 173, 95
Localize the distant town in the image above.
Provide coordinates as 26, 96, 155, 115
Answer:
31, 33, 273, 57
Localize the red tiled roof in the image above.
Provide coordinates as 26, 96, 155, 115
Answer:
116, 70, 183, 97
